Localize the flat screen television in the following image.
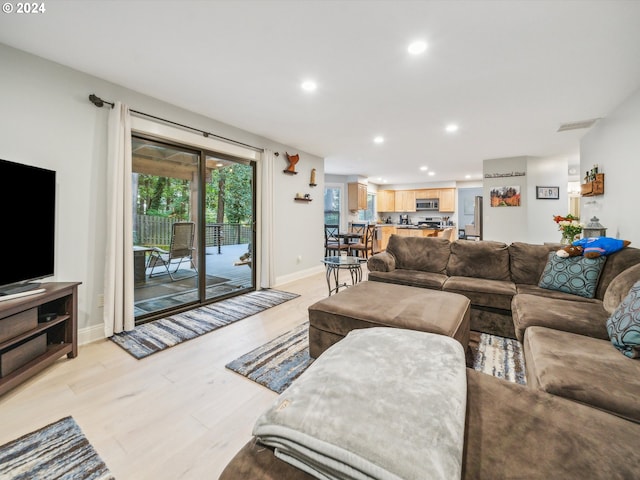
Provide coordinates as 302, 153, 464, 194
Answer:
0, 159, 56, 296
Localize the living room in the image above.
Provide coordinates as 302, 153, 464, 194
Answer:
1, 1, 640, 478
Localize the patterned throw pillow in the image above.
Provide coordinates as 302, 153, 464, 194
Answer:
606, 280, 640, 358
538, 252, 606, 298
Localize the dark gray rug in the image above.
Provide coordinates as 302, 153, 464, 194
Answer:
0, 416, 113, 480
226, 326, 526, 394
112, 289, 300, 359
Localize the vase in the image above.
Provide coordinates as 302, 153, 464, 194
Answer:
560, 232, 574, 245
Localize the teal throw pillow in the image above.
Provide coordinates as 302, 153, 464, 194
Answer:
606, 280, 640, 359
538, 252, 606, 298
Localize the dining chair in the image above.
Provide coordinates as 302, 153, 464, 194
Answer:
348, 223, 367, 245
324, 224, 349, 257
349, 224, 376, 258
438, 227, 456, 242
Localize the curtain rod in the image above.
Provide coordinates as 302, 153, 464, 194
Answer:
88, 93, 266, 153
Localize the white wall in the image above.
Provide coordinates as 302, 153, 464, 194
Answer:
525, 155, 569, 244
581, 87, 640, 245
0, 43, 324, 341
482, 157, 529, 243
482, 156, 568, 244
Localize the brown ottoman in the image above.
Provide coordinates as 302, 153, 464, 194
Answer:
308, 280, 470, 358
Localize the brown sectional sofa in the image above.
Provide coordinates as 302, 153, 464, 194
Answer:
220, 235, 640, 479
367, 236, 640, 420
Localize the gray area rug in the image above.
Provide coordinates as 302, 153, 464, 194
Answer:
226, 325, 526, 394
112, 289, 300, 359
0, 416, 113, 480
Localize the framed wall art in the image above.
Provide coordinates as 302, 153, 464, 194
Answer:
536, 186, 559, 199
490, 185, 521, 207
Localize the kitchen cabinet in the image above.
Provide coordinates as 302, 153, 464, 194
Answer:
376, 225, 396, 251
394, 227, 439, 238
348, 182, 368, 211
414, 189, 430, 199
376, 190, 395, 212
438, 188, 456, 212
394, 190, 416, 212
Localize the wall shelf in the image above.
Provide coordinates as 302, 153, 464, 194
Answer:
581, 173, 604, 197
309, 183, 317, 187
283, 170, 298, 175
294, 197, 312, 202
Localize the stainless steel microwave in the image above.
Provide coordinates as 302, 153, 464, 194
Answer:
416, 199, 439, 211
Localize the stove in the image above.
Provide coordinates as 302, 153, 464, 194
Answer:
418, 216, 443, 229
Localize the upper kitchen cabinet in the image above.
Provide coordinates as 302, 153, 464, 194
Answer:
394, 190, 416, 212
376, 190, 395, 212
438, 188, 455, 212
348, 182, 368, 211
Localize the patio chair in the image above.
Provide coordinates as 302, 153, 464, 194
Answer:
148, 221, 198, 280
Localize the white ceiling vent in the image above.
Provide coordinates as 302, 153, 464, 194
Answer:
557, 118, 601, 132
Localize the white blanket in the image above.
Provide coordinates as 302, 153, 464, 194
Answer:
253, 327, 467, 480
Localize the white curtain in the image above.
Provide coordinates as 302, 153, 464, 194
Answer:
103, 102, 135, 337
261, 149, 276, 287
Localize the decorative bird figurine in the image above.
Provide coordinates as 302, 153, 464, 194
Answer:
285, 152, 299, 173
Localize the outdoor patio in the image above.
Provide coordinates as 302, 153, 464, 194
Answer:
133, 243, 252, 319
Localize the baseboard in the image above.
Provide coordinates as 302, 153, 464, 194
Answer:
78, 323, 107, 345
274, 265, 324, 288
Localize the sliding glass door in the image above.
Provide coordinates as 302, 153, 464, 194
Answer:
131, 136, 256, 323
204, 154, 255, 302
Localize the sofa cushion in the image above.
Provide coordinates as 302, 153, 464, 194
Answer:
516, 283, 600, 303
509, 242, 560, 285
367, 269, 448, 289
595, 246, 640, 300
603, 263, 640, 314
524, 326, 640, 423
511, 293, 609, 342
385, 235, 451, 273
538, 253, 606, 298
443, 276, 516, 310
447, 240, 511, 281
606, 280, 640, 358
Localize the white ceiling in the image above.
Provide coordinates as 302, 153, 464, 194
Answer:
2, 0, 640, 185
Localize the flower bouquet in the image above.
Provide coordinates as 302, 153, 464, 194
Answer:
553, 214, 583, 244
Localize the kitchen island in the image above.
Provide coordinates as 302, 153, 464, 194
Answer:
375, 225, 444, 251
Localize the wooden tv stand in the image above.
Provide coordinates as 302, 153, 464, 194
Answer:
0, 282, 80, 396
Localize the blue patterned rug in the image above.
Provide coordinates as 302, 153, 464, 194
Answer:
111, 289, 299, 359
226, 327, 526, 394
0, 416, 113, 480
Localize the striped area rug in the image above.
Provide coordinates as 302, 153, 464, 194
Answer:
111, 289, 299, 359
226, 325, 526, 394
469, 333, 527, 385
0, 416, 113, 480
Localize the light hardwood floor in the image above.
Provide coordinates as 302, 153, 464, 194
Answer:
0, 269, 335, 479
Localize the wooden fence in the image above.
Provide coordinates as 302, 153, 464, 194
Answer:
134, 215, 251, 247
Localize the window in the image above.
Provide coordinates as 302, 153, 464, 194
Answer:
324, 186, 342, 225
358, 193, 376, 222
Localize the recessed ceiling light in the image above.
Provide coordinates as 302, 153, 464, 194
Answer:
216, 162, 224, 167
408, 40, 427, 55
420, 166, 428, 171
373, 136, 384, 144
383, 179, 388, 183
428, 171, 435, 176
301, 80, 317, 92
445, 124, 459, 133
465, 174, 471, 179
